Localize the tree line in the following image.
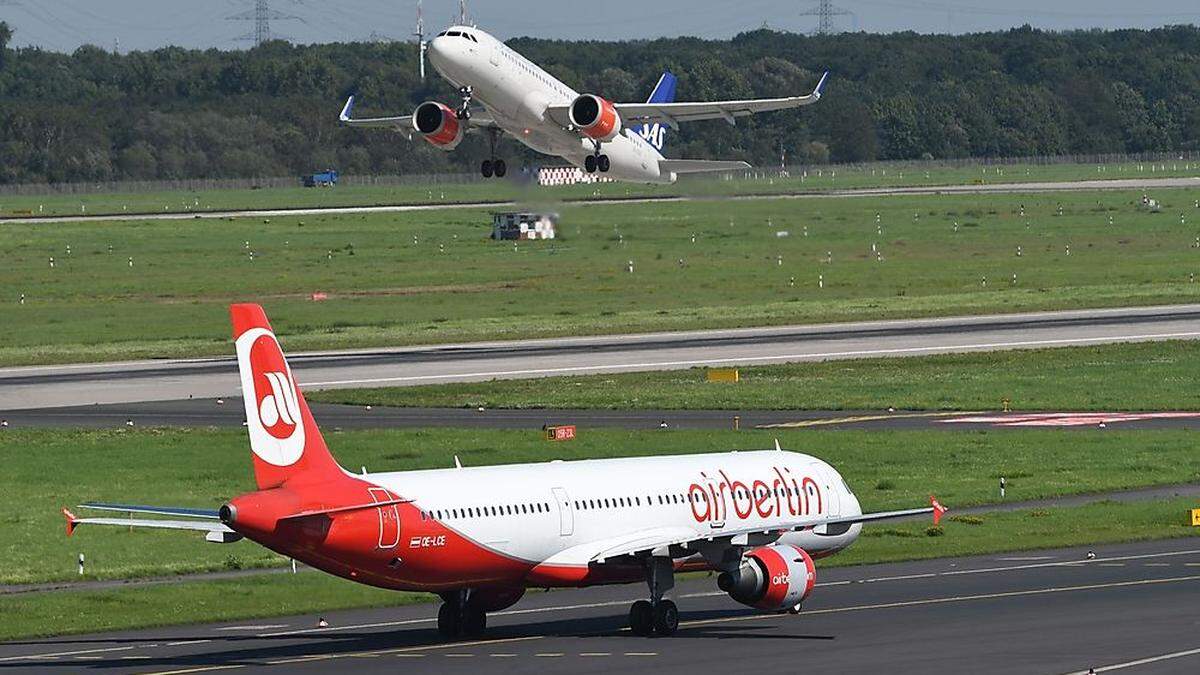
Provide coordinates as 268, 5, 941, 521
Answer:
0, 21, 1197, 184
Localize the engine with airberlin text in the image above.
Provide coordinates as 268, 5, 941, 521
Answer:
688, 466, 823, 524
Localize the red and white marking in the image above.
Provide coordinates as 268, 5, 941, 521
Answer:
940, 412, 1200, 427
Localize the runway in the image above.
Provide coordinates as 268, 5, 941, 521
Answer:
3, 538, 1199, 674
6, 399, 1200, 431
1, 176, 1196, 225
4, 304, 1200, 411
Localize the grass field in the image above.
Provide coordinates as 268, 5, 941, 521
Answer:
5, 188, 1200, 366
2, 497, 1195, 641
3, 159, 1196, 218
312, 339, 1200, 411
6, 427, 1199, 586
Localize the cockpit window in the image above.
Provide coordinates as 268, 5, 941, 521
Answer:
464, 32, 477, 42
446, 30, 461, 37
436, 31, 448, 37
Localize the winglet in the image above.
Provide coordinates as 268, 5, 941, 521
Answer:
339, 95, 356, 122
930, 495, 947, 526
62, 507, 78, 536
813, 71, 830, 99
774, 438, 783, 452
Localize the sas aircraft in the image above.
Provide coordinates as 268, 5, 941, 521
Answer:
339, 25, 828, 184
65, 305, 944, 639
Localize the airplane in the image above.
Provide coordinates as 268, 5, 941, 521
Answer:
63, 304, 946, 639
338, 24, 828, 184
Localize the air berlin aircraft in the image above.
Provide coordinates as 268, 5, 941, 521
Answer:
338, 24, 828, 184
64, 304, 945, 639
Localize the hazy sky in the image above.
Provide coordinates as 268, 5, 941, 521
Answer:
3, 0, 1198, 52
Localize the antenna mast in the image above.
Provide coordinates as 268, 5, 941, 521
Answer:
413, 0, 427, 79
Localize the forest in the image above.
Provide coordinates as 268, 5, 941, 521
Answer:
0, 21, 1198, 184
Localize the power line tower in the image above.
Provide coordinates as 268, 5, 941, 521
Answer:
227, 0, 299, 46
799, 0, 851, 35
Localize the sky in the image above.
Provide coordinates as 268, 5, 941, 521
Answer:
2, 0, 1198, 53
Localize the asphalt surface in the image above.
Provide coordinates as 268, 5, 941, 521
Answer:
1, 176, 1197, 225
4, 538, 1200, 674
5, 304, 1200, 411
7, 399, 1200, 432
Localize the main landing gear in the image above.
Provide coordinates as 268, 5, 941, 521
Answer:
584, 141, 610, 174
629, 556, 679, 637
480, 125, 506, 178
437, 590, 487, 640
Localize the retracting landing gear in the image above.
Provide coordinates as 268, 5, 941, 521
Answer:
437, 589, 487, 640
584, 140, 610, 174
629, 556, 678, 637
480, 126, 506, 178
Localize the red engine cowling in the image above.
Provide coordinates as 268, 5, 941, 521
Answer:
412, 101, 465, 150
568, 94, 621, 141
717, 544, 816, 612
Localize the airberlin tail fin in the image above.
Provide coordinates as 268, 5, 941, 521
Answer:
231, 303, 344, 490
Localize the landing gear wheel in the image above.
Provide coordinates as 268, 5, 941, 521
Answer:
653, 599, 679, 637
493, 159, 507, 178
629, 600, 654, 636
437, 602, 461, 639
584, 154, 597, 173
481, 159, 494, 178
461, 607, 487, 637
596, 154, 611, 173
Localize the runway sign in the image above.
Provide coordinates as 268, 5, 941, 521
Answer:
545, 425, 576, 441
1192, 509, 1200, 527
707, 368, 740, 383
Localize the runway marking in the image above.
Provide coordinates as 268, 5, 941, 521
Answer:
762, 411, 973, 428
167, 640, 212, 647
444, 653, 474, 657
0, 644, 139, 662
1143, 562, 1170, 567
303, 331, 1200, 388
139, 666, 245, 675
943, 411, 1200, 427
1061, 645, 1200, 674
580, 652, 611, 656
490, 653, 517, 657
678, 574, 1200, 630
535, 653, 565, 657
625, 652, 658, 656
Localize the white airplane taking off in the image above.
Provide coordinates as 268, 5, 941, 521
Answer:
339, 25, 828, 184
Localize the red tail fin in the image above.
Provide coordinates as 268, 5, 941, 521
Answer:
231, 304, 344, 489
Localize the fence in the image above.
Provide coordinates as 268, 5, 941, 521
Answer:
1, 150, 1198, 197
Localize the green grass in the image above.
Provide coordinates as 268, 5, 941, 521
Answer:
5, 188, 1200, 366
6, 427, 1200, 586
2, 497, 1195, 641
312, 339, 1200, 411
3, 159, 1196, 218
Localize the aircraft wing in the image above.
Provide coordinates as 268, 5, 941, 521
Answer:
588, 495, 946, 564
546, 72, 827, 130
338, 96, 501, 136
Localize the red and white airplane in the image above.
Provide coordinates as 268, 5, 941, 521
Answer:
338, 24, 828, 184
64, 304, 945, 639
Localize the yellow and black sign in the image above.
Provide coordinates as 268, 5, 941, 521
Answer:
707, 368, 739, 383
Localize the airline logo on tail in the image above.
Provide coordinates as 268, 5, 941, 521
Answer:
236, 328, 306, 466
632, 71, 677, 152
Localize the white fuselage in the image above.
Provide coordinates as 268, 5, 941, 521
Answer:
369, 449, 863, 574
426, 26, 674, 184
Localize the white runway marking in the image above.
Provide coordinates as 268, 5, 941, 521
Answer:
305, 331, 1200, 388
1061, 645, 1200, 674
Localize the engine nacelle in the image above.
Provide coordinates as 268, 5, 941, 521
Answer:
717, 544, 816, 612
568, 94, 621, 142
412, 101, 465, 150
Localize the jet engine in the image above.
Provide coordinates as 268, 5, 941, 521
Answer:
568, 94, 621, 142
717, 544, 816, 612
412, 101, 465, 150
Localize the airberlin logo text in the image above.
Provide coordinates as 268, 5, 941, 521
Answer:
687, 467, 823, 524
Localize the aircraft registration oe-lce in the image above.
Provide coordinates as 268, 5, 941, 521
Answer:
63, 304, 946, 639
338, 24, 829, 184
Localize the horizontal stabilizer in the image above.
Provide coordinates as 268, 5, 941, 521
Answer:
79, 502, 220, 519
63, 507, 236, 539
659, 159, 751, 174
